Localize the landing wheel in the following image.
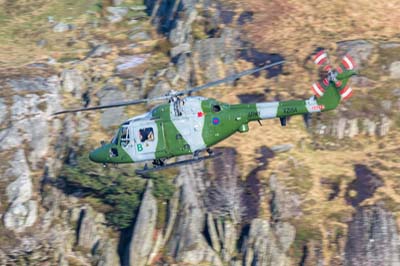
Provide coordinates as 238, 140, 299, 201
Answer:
206, 148, 214, 155
152, 159, 165, 167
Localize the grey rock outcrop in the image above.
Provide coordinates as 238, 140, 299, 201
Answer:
345, 205, 400, 266
97, 86, 127, 128
61, 69, 85, 97
166, 164, 223, 266
0, 98, 7, 125
3, 150, 37, 232
389, 61, 400, 79
53, 22, 73, 33
269, 175, 302, 221
107, 6, 129, 23
243, 219, 295, 266
337, 40, 374, 68
86, 44, 112, 58
129, 181, 158, 266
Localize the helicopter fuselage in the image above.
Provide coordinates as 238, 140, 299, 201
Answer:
88, 71, 353, 165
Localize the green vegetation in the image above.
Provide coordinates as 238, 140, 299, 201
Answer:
60, 154, 177, 230
290, 219, 323, 262
61, 155, 146, 229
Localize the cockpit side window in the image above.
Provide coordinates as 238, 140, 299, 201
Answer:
120, 127, 130, 147
212, 104, 221, 113
139, 127, 154, 142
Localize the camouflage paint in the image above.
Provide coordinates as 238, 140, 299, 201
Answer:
89, 69, 356, 164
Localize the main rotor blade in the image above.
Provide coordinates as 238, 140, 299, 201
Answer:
51, 96, 168, 116
177, 60, 285, 96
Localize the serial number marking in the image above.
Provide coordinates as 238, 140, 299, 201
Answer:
248, 111, 260, 118
311, 105, 325, 111
283, 107, 298, 114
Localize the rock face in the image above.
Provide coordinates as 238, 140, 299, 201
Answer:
269, 175, 302, 221
61, 69, 85, 97
166, 164, 223, 266
243, 219, 295, 266
129, 181, 158, 266
345, 205, 400, 266
97, 86, 127, 128
337, 40, 374, 68
3, 150, 37, 232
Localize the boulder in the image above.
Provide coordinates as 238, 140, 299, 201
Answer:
53, 22, 72, 33
115, 54, 149, 75
129, 181, 157, 266
271, 144, 294, 153
128, 31, 151, 41
106, 6, 129, 23
61, 69, 85, 96
86, 44, 112, 58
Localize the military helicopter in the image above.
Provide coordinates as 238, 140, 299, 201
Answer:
53, 50, 357, 174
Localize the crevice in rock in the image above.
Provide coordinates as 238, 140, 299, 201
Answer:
75, 209, 86, 245
299, 244, 308, 266
118, 224, 134, 266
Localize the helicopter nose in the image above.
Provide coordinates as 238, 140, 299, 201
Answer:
89, 147, 108, 163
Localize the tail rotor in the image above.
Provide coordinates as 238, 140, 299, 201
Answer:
310, 50, 357, 101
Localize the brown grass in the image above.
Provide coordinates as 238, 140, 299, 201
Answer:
236, 0, 400, 56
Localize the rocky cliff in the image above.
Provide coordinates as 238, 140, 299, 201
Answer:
1, 0, 400, 265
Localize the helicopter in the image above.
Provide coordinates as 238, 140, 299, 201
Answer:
53, 50, 357, 174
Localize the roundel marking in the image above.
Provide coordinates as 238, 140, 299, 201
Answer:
212, 117, 220, 125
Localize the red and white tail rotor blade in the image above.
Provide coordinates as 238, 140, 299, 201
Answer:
341, 54, 356, 70
311, 82, 325, 98
313, 50, 329, 66
339, 85, 353, 100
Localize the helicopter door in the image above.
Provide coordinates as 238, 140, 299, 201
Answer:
120, 125, 135, 159
132, 122, 159, 161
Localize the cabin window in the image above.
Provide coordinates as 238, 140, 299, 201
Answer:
120, 127, 130, 147
139, 127, 154, 142
111, 128, 120, 145
212, 104, 221, 113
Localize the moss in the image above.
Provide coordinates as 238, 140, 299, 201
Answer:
156, 200, 168, 229
290, 219, 322, 262
154, 38, 172, 56
192, 21, 208, 40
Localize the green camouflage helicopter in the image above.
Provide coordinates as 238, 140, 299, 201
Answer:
53, 51, 357, 174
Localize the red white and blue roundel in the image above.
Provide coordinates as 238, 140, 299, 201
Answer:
212, 117, 220, 125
